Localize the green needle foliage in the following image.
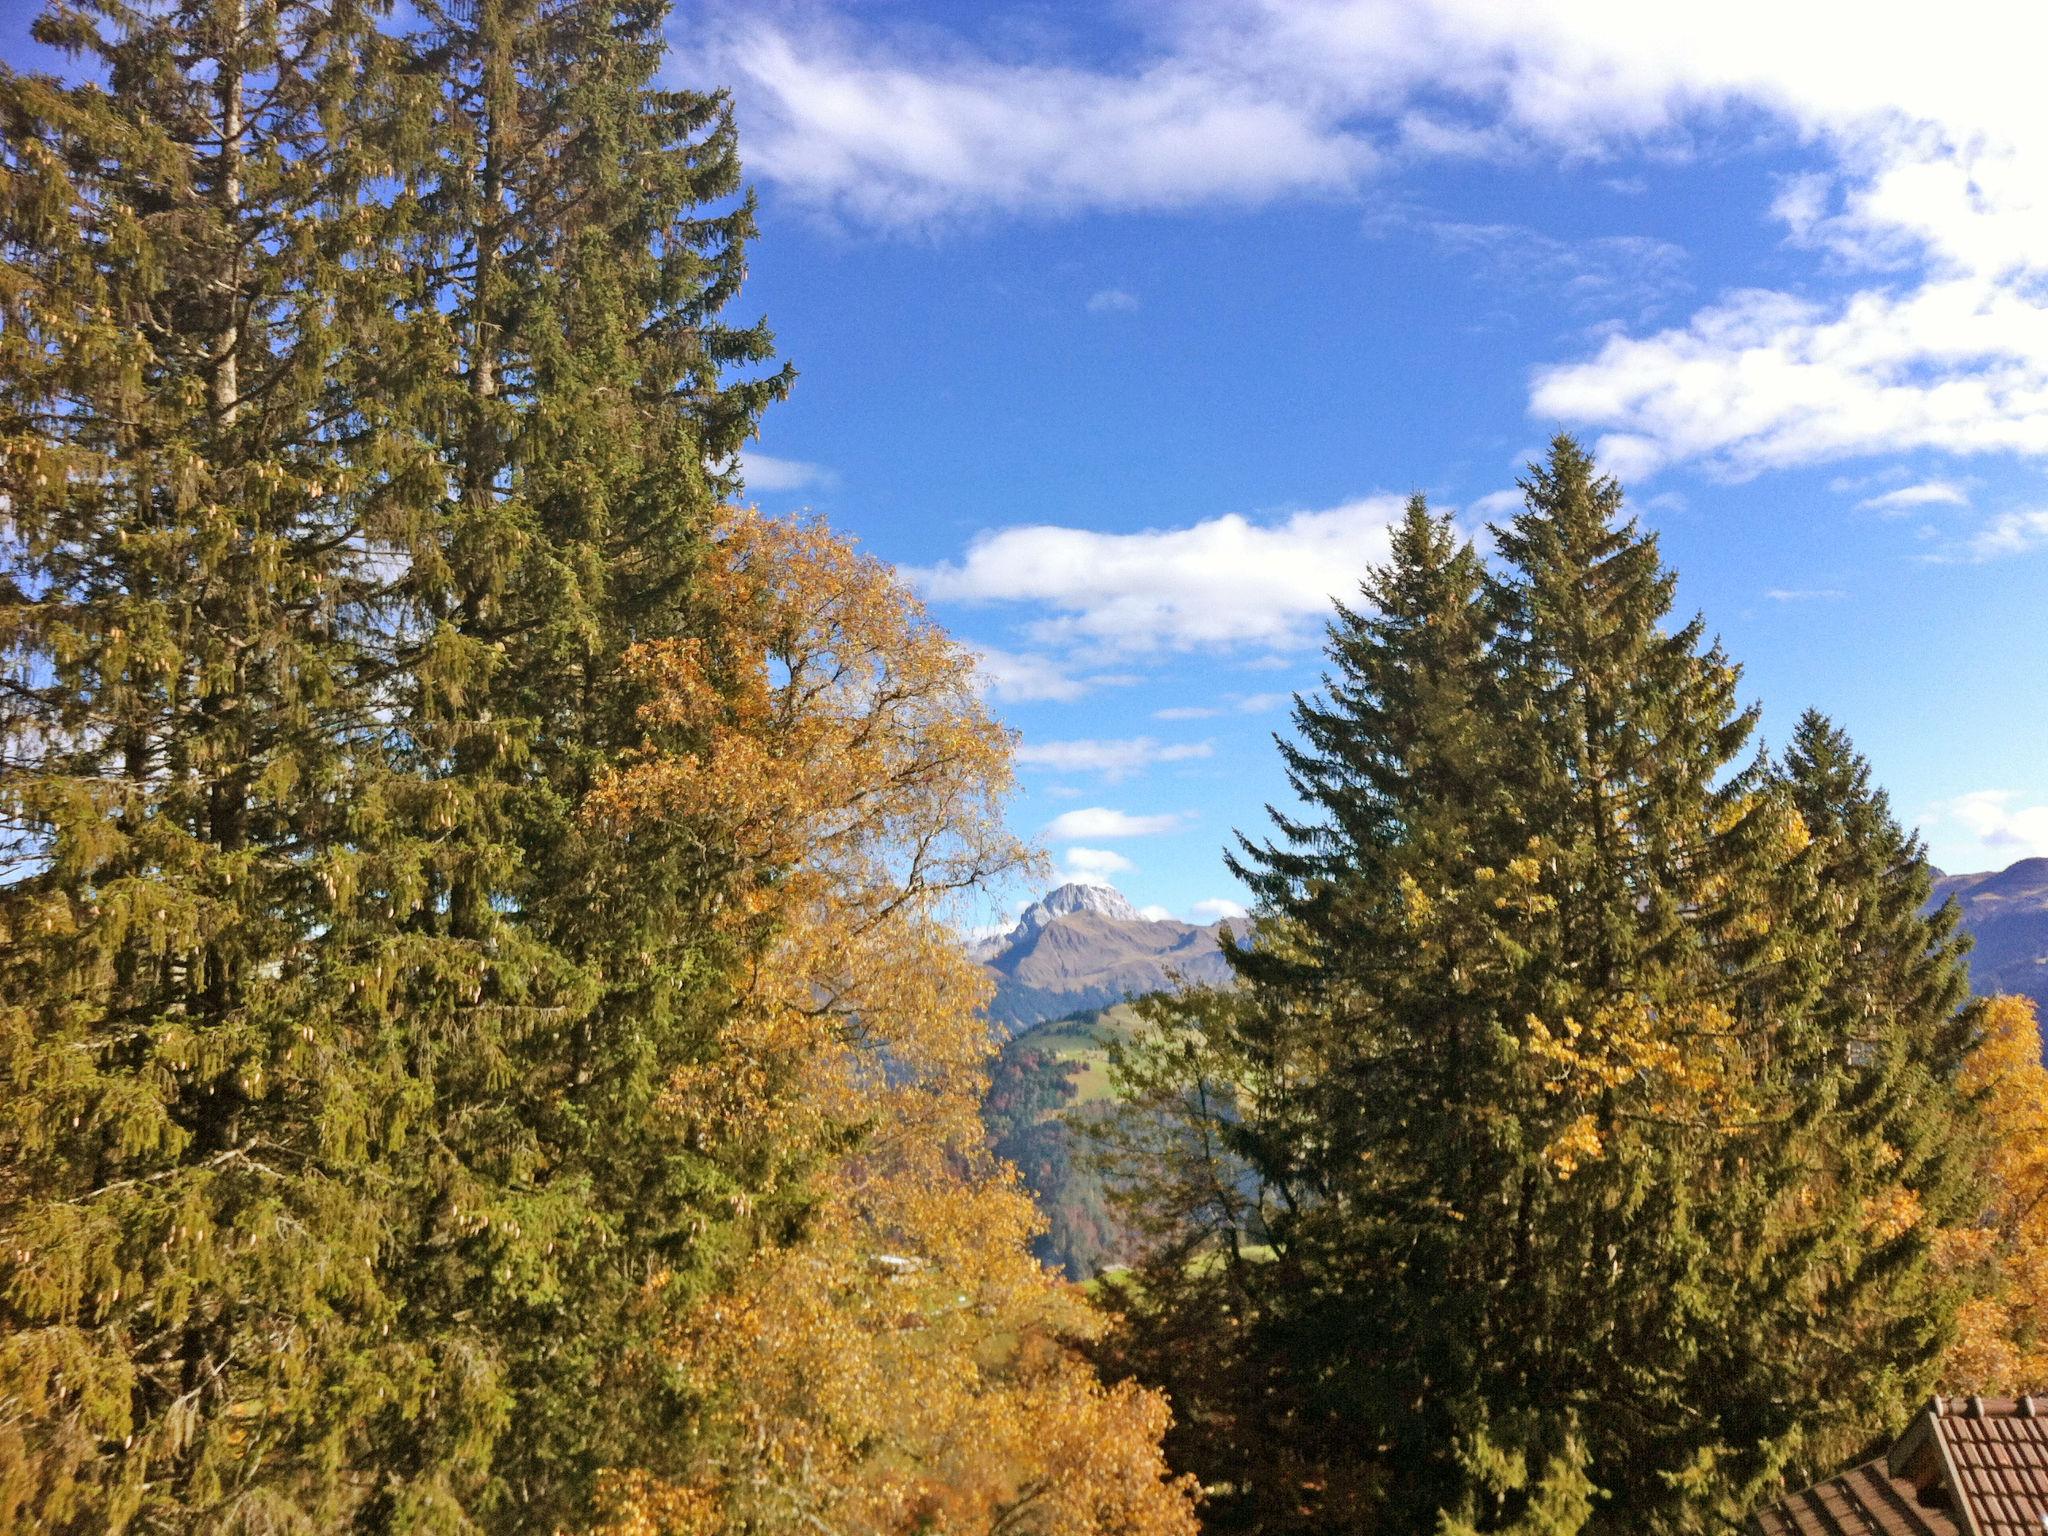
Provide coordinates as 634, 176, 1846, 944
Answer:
0, 0, 788, 1527
1098, 439, 1985, 1536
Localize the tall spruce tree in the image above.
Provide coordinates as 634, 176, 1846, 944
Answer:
1718, 711, 1982, 1486
1467, 437, 1811, 1533
355, 3, 792, 1524
1101, 439, 1985, 1535
1100, 493, 1511, 1531
1, 0, 792, 1526
0, 1, 447, 1526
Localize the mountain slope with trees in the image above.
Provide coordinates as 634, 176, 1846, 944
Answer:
983, 1003, 1153, 1279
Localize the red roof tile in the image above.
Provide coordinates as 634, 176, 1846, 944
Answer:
1932, 1396, 2048, 1536
1750, 1456, 1961, 1536
1751, 1397, 2048, 1536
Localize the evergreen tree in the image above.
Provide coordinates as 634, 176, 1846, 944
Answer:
0, 1, 447, 1525
346, 2, 793, 1522
1101, 440, 1985, 1535
1102, 493, 1507, 1532
1722, 711, 1982, 1486
1456, 435, 1787, 1531
1, 0, 793, 1524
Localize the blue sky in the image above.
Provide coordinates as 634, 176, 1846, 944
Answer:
680, 0, 2048, 925
8, 0, 2045, 926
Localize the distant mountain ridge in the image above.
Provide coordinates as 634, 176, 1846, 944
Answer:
1936, 856, 2048, 1023
974, 859, 2048, 1043
973, 882, 1236, 1035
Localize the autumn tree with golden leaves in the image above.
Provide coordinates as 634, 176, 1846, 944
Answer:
1943, 994, 2048, 1392
585, 510, 1198, 1536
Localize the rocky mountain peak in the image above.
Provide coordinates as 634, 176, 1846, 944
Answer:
973, 883, 1236, 1035
1011, 881, 1142, 936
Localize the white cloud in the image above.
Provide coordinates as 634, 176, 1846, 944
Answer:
1137, 903, 1175, 921
1468, 488, 1524, 519
1043, 807, 1190, 840
1934, 790, 2048, 860
1858, 480, 1969, 513
1061, 846, 1136, 881
1087, 287, 1140, 313
715, 3, 2048, 487
1531, 279, 2048, 478
1764, 587, 1847, 601
1958, 508, 2048, 561
1154, 704, 1222, 720
1015, 736, 1214, 781
971, 646, 1134, 703
913, 497, 1402, 652
1191, 897, 1249, 921
719, 2, 2048, 233
714, 18, 1369, 227
1235, 692, 1290, 713
739, 451, 836, 493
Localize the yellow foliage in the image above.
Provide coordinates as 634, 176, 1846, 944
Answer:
584, 509, 1196, 1534
1523, 993, 1744, 1174
1941, 995, 2048, 1393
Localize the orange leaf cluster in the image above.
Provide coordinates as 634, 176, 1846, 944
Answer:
1941, 995, 2048, 1392
583, 509, 1197, 1535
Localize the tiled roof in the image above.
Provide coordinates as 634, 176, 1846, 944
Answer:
1750, 1456, 1960, 1536
1936, 1397, 2048, 1536
1750, 1397, 2048, 1536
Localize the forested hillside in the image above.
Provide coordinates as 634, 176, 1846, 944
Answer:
982, 1004, 1147, 1278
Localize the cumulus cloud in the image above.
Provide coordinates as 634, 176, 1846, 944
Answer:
1532, 280, 2048, 479
1957, 509, 2048, 561
716, 1, 2045, 232
1765, 587, 1847, 602
1061, 846, 1137, 884
701, 1, 2048, 547
1191, 897, 1249, 921
704, 1, 2048, 489
1043, 807, 1190, 840
1935, 790, 2048, 860
1467, 488, 1525, 519
710, 17, 1370, 227
1015, 736, 1214, 781
913, 498, 1401, 653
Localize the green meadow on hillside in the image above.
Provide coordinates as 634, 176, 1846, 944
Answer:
983, 1004, 1147, 1278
